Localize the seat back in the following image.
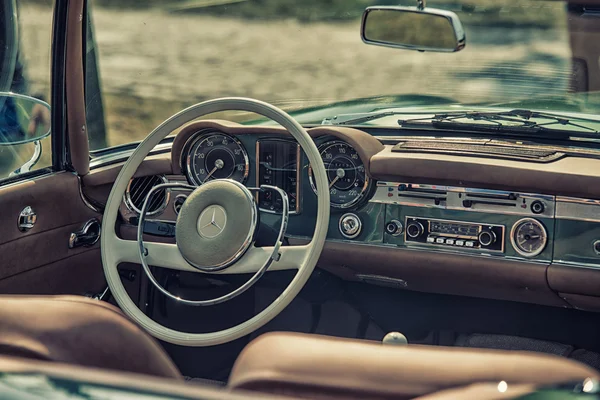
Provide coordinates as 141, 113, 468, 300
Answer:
0, 295, 181, 379
229, 332, 599, 399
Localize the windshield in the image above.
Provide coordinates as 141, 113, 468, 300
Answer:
84, 0, 600, 150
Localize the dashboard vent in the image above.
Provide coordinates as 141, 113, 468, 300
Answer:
392, 141, 563, 162
125, 175, 169, 216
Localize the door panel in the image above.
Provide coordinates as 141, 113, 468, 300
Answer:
0, 172, 105, 295
0, 250, 104, 295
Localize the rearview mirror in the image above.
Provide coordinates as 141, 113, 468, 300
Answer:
0, 93, 51, 145
361, 6, 466, 53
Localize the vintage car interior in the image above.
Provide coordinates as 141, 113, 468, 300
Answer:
1, 0, 600, 398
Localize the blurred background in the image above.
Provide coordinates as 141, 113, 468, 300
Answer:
16, 0, 578, 151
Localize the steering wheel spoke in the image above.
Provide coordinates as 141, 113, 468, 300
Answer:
217, 244, 309, 274
111, 237, 308, 275
112, 238, 198, 273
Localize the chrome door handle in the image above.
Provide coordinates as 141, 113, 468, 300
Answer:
18, 206, 37, 232
69, 219, 101, 248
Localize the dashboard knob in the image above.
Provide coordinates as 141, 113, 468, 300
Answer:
385, 220, 404, 236
593, 240, 600, 255
406, 221, 424, 238
531, 200, 545, 214
339, 213, 362, 239
478, 229, 496, 247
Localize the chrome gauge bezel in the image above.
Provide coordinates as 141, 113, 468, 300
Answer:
510, 217, 548, 258
183, 130, 250, 186
308, 140, 372, 209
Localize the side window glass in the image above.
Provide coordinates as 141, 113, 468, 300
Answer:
0, 0, 53, 181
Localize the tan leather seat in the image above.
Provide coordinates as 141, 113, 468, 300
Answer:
228, 332, 599, 400
0, 295, 181, 379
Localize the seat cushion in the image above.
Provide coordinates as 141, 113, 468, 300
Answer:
0, 295, 181, 379
228, 332, 599, 399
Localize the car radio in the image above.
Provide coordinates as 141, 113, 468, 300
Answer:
403, 217, 505, 253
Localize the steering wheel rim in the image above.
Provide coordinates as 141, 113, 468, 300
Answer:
101, 97, 330, 346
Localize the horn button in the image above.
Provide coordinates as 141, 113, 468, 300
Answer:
176, 180, 256, 270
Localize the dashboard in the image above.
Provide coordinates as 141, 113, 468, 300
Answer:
116, 120, 600, 314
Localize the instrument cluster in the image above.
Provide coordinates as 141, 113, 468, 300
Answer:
182, 130, 373, 214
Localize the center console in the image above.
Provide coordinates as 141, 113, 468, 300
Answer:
361, 181, 556, 262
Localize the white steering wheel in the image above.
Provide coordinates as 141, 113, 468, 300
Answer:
101, 98, 330, 346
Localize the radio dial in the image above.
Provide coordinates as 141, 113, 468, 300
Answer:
478, 229, 496, 247
385, 220, 404, 236
406, 221, 424, 238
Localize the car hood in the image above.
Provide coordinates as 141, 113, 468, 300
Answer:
261, 92, 600, 127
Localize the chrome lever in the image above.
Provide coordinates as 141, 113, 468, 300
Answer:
69, 218, 101, 248
18, 206, 37, 232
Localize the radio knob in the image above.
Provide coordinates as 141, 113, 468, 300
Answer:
478, 229, 496, 247
385, 220, 404, 236
406, 221, 424, 239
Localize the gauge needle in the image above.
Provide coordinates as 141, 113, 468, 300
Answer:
202, 167, 218, 184
329, 168, 346, 189
329, 176, 340, 189
202, 159, 224, 184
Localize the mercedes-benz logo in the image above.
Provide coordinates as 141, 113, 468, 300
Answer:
197, 205, 227, 238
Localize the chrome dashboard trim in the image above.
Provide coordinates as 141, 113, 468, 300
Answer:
89, 142, 173, 170
556, 196, 600, 222
287, 235, 550, 265
371, 181, 555, 217
552, 260, 600, 271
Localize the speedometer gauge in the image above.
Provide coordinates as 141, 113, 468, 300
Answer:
309, 141, 372, 209
184, 131, 249, 186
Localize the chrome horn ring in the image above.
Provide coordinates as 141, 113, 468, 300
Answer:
136, 180, 289, 306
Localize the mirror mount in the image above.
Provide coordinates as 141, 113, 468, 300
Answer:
361, 4, 466, 53
10, 140, 42, 177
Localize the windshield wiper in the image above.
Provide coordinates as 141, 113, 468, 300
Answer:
397, 109, 600, 137
324, 108, 600, 138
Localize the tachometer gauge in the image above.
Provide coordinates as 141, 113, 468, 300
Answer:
184, 132, 249, 186
309, 141, 372, 209
510, 218, 548, 257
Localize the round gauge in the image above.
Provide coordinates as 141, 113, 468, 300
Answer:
184, 131, 249, 186
510, 218, 548, 257
309, 141, 372, 209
